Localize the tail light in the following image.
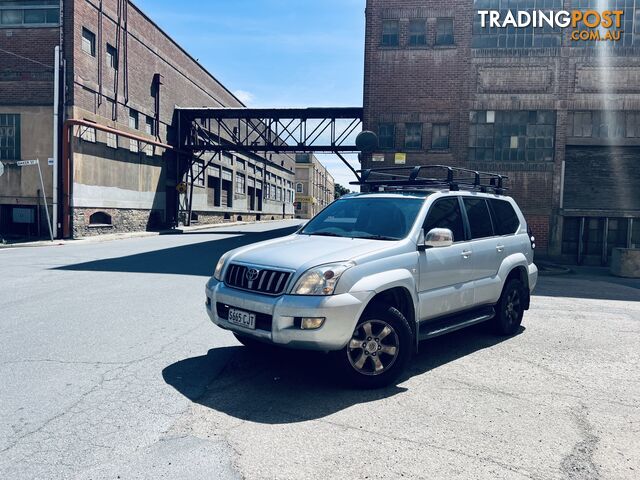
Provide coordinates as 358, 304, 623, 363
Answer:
528, 226, 536, 250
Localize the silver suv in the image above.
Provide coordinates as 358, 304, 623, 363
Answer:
205, 167, 538, 388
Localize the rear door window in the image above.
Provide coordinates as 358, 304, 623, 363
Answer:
423, 197, 466, 243
463, 198, 494, 239
489, 199, 520, 235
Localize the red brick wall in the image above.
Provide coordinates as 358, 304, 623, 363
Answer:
525, 214, 550, 251
68, 0, 295, 172
0, 27, 59, 105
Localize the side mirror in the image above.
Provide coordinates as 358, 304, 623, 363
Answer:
424, 228, 454, 249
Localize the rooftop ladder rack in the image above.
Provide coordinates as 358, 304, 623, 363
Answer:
350, 165, 508, 195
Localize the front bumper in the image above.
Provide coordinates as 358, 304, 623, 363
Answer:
205, 278, 372, 351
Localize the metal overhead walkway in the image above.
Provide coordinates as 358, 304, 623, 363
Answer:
175, 107, 364, 225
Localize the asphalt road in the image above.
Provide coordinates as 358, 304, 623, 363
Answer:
0, 221, 638, 480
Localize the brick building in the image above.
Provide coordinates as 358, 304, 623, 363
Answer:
363, 0, 640, 264
294, 153, 335, 219
0, 0, 295, 240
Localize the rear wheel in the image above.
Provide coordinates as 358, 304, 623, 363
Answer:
336, 303, 413, 389
494, 279, 526, 336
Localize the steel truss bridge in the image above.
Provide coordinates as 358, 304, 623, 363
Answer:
175, 107, 364, 225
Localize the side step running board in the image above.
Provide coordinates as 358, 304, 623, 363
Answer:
418, 306, 495, 341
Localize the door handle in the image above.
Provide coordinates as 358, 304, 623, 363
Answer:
461, 250, 472, 259
496, 245, 505, 253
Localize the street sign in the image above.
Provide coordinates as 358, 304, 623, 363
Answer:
13, 159, 54, 241
48, 158, 54, 166
0, 161, 4, 177
17, 160, 39, 167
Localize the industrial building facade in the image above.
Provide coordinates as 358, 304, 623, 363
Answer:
0, 0, 296, 240
363, 0, 640, 265
294, 153, 335, 219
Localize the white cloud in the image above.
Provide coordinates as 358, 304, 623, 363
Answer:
233, 90, 255, 106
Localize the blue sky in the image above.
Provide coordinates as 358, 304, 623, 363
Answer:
135, 0, 366, 188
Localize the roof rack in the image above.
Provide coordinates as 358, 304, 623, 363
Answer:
349, 165, 508, 195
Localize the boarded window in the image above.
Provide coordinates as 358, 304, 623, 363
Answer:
90, 211, 112, 225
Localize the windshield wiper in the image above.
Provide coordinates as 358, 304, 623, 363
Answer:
306, 232, 344, 238
353, 234, 399, 241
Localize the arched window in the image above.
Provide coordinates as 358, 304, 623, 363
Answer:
89, 211, 112, 225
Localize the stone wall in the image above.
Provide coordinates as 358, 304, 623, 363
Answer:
73, 207, 161, 237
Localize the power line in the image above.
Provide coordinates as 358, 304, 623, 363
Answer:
0, 47, 54, 70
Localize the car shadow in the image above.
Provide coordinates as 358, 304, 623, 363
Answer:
54, 225, 300, 277
162, 324, 523, 424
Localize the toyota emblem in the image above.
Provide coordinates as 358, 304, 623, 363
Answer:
246, 268, 260, 281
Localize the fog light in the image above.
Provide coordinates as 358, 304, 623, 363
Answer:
300, 317, 325, 330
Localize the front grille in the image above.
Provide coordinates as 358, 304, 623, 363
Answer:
216, 303, 273, 332
224, 264, 291, 296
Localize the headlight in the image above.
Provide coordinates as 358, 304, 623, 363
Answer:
213, 252, 231, 281
292, 262, 355, 296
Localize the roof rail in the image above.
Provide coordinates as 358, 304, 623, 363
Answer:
349, 165, 508, 195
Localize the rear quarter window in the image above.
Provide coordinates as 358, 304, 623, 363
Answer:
463, 198, 494, 239
489, 199, 520, 235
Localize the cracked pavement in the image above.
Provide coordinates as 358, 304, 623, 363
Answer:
1, 220, 639, 479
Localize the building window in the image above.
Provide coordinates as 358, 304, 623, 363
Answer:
106, 43, 118, 70
78, 124, 96, 143
571, 1, 639, 48
569, 111, 638, 139
435, 18, 454, 45
106, 131, 117, 149
194, 160, 205, 187
409, 19, 427, 46
235, 173, 245, 195
572, 112, 593, 138
381, 20, 399, 46
0, 114, 20, 161
378, 123, 395, 150
128, 109, 138, 152
143, 116, 154, 156
592, 111, 626, 139
469, 110, 556, 162
0, 1, 59, 27
431, 124, 450, 150
82, 28, 96, 56
627, 112, 640, 138
296, 183, 303, 193
89, 211, 112, 226
405, 123, 422, 150
472, 0, 563, 48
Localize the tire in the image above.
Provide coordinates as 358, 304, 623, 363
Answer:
335, 303, 413, 389
494, 279, 526, 336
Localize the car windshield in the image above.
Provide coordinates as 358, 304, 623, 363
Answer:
300, 196, 425, 240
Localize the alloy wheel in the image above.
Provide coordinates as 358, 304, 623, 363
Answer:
504, 289, 521, 325
347, 320, 400, 376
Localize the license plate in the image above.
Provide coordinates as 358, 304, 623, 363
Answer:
228, 308, 256, 330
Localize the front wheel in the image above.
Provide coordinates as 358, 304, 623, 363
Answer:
335, 303, 413, 389
493, 279, 526, 336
